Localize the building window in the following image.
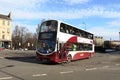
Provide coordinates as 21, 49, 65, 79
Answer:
2, 28, 5, 33
7, 28, 10, 33
3, 21, 5, 25
2, 35, 5, 39
7, 21, 10, 26
7, 36, 10, 40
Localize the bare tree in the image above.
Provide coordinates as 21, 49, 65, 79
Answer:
12, 25, 28, 49
12, 25, 38, 50
12, 25, 21, 49
19, 26, 28, 47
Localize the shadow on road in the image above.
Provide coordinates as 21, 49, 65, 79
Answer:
5, 56, 58, 65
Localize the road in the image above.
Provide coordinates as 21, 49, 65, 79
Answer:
0, 50, 120, 80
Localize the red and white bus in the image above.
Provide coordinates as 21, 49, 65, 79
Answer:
36, 19, 94, 63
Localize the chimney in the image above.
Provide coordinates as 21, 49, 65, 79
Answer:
8, 12, 11, 19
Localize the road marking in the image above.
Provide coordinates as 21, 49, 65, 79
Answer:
102, 66, 109, 68
60, 71, 73, 74
115, 64, 120, 66
32, 74, 47, 77
85, 68, 97, 71
104, 68, 120, 71
0, 77, 13, 80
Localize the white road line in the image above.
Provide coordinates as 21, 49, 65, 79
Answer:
85, 68, 97, 71
115, 64, 120, 66
102, 66, 109, 68
32, 74, 47, 77
60, 71, 73, 74
0, 77, 13, 80
104, 68, 120, 71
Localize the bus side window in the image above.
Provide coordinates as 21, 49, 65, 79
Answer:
82, 32, 86, 38
84, 32, 87, 38
88, 34, 93, 39
84, 44, 87, 51
79, 44, 83, 51
60, 23, 67, 33
66, 27, 70, 34
70, 28, 75, 35
76, 30, 80, 36
72, 43, 77, 51
60, 26, 65, 33
88, 44, 92, 50
84, 44, 91, 51
74, 28, 79, 35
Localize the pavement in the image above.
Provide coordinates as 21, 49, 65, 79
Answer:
0, 49, 36, 59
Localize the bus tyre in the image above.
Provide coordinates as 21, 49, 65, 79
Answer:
67, 54, 72, 63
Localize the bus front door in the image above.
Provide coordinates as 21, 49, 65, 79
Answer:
58, 43, 68, 62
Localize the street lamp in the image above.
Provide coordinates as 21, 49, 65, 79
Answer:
119, 32, 120, 41
82, 22, 86, 30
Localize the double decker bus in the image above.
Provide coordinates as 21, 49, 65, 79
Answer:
36, 19, 94, 63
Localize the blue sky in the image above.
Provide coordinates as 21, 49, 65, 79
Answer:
0, 0, 120, 40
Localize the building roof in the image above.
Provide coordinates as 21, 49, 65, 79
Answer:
0, 13, 11, 20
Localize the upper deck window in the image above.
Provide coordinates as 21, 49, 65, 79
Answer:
40, 20, 58, 32
60, 23, 93, 39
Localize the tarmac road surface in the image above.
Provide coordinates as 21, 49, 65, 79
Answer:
0, 50, 120, 80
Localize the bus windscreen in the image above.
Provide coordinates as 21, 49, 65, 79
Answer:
40, 20, 57, 32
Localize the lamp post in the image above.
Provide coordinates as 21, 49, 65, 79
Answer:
119, 32, 120, 41
82, 22, 86, 30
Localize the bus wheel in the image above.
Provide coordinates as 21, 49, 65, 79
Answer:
67, 54, 72, 63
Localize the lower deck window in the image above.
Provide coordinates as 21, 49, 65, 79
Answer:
65, 43, 93, 51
